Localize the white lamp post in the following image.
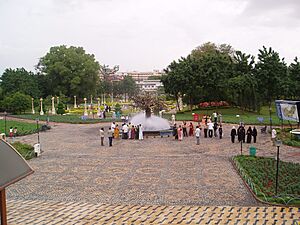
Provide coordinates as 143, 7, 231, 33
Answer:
57, 96, 59, 105
74, 96, 77, 108
84, 98, 88, 116
31, 98, 35, 114
40, 98, 44, 115
51, 97, 56, 115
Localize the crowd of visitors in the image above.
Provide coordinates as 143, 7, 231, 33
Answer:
99, 111, 260, 146
99, 121, 144, 146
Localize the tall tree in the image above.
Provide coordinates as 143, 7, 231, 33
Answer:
254, 46, 287, 107
0, 68, 40, 98
36, 45, 100, 98
120, 75, 138, 101
288, 57, 300, 99
228, 51, 258, 111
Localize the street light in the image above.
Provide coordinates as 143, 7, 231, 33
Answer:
275, 139, 282, 196
4, 111, 7, 136
269, 106, 273, 132
36, 118, 40, 144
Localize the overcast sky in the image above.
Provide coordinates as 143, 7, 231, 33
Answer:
1, 0, 300, 74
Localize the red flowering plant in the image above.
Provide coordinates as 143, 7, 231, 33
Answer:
199, 101, 229, 108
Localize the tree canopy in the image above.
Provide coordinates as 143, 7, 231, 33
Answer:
162, 42, 299, 112
36, 45, 100, 98
0, 68, 40, 98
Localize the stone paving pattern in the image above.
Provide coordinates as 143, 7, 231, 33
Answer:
7, 199, 300, 224
5, 121, 300, 224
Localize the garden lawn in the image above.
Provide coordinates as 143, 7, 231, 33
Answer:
165, 106, 296, 125
12, 142, 35, 160
234, 155, 300, 206
11, 114, 121, 124
0, 120, 40, 136
276, 128, 300, 148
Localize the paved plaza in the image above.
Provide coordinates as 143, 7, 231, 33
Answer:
5, 121, 300, 224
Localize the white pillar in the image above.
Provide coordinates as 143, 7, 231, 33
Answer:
90, 95, 93, 105
74, 96, 77, 108
84, 98, 88, 116
97, 98, 101, 116
51, 97, 56, 115
57, 96, 59, 105
40, 98, 44, 115
31, 98, 35, 114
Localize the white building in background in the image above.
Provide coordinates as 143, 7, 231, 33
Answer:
136, 80, 163, 92
118, 70, 165, 81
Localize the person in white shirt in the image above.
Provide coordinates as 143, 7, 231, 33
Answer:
99, 128, 104, 146
207, 121, 214, 138
195, 126, 201, 145
139, 124, 143, 140
123, 123, 129, 139
111, 122, 116, 135
171, 114, 176, 125
271, 129, 277, 146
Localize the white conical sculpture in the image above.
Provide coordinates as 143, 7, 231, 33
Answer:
31, 98, 35, 114
51, 97, 56, 115
84, 98, 88, 116
74, 96, 77, 108
40, 98, 44, 115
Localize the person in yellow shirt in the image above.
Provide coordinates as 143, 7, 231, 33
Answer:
114, 124, 120, 139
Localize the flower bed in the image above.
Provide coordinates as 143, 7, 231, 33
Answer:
233, 155, 300, 206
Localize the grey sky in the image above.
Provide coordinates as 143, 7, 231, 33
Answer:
1, 0, 300, 74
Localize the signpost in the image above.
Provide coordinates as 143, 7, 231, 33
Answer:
0, 140, 34, 224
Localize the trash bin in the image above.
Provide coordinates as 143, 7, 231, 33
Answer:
192, 113, 199, 122
249, 146, 256, 156
34, 143, 41, 157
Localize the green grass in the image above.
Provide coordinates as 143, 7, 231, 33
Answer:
0, 120, 41, 136
276, 128, 300, 147
12, 141, 35, 160
11, 114, 122, 124
234, 155, 300, 205
164, 106, 297, 125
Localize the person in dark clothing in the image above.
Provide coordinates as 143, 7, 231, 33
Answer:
218, 124, 223, 139
237, 125, 242, 142
213, 122, 218, 137
237, 125, 245, 143
135, 126, 139, 139
231, 126, 237, 143
204, 124, 208, 138
183, 122, 188, 137
246, 127, 252, 143
241, 126, 246, 143
252, 126, 257, 143
173, 124, 178, 140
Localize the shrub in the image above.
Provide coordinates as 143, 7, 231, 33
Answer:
57, 102, 65, 115
12, 142, 35, 160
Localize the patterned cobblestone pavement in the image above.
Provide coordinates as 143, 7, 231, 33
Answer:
5, 121, 300, 223
7, 199, 300, 224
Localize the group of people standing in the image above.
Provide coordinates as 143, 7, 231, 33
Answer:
173, 122, 196, 141
230, 124, 257, 144
99, 122, 144, 147
173, 118, 223, 142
